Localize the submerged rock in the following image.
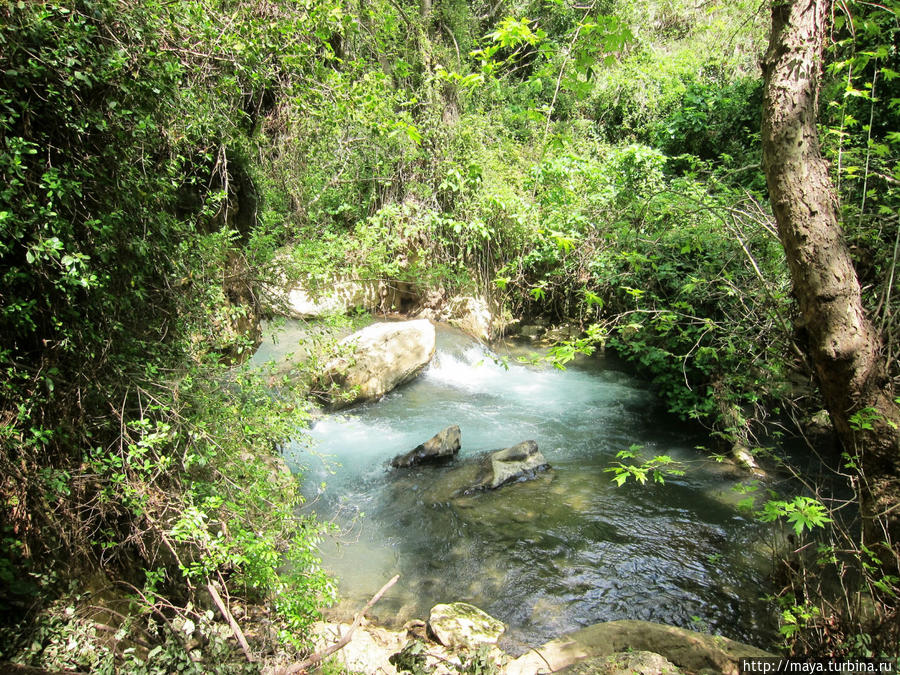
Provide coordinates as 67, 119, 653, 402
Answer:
316, 320, 436, 409
428, 602, 505, 650
392, 425, 462, 468
517, 324, 544, 341
542, 323, 581, 344
403, 440, 552, 502
468, 440, 550, 492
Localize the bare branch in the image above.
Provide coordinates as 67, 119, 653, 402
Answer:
208, 581, 255, 663
275, 574, 400, 675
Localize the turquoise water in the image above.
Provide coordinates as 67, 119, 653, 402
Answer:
257, 322, 776, 653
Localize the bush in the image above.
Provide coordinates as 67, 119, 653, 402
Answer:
653, 77, 763, 167
0, 0, 336, 667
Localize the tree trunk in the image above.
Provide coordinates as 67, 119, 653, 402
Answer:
761, 0, 900, 569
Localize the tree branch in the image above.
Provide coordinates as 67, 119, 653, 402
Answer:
276, 574, 400, 675
208, 581, 255, 663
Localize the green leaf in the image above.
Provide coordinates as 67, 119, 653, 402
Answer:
404, 124, 422, 145
583, 289, 603, 308
736, 497, 756, 511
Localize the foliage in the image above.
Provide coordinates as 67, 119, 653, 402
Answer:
734, 462, 899, 655
0, 0, 337, 668
4, 0, 896, 663
757, 496, 833, 538
605, 445, 685, 486
761, 489, 899, 655
0, 586, 117, 673
774, 595, 822, 642
389, 640, 434, 674
0, 580, 262, 674
491, 142, 791, 442
820, 0, 900, 376
653, 76, 764, 172
588, 0, 767, 148
457, 645, 501, 675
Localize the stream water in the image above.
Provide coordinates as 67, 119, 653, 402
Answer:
254, 321, 777, 654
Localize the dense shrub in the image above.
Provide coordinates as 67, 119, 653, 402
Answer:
0, 0, 336, 666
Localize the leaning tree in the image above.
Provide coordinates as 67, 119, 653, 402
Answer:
761, 0, 900, 572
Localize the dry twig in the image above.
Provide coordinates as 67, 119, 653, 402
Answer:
208, 581, 255, 663
274, 574, 400, 675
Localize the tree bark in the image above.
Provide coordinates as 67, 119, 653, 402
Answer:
761, 0, 900, 568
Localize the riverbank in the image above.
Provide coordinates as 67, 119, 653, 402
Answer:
266, 611, 774, 674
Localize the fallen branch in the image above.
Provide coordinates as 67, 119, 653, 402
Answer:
277, 574, 400, 675
207, 582, 255, 663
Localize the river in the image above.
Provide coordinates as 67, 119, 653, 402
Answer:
254, 321, 776, 654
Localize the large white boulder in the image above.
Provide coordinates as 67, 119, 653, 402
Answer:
261, 246, 416, 317
317, 320, 436, 408
446, 296, 493, 342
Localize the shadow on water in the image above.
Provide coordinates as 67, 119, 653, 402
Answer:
262, 323, 779, 654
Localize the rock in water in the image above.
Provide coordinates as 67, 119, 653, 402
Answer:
428, 602, 505, 650
392, 425, 461, 468
316, 320, 436, 409
469, 440, 550, 491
